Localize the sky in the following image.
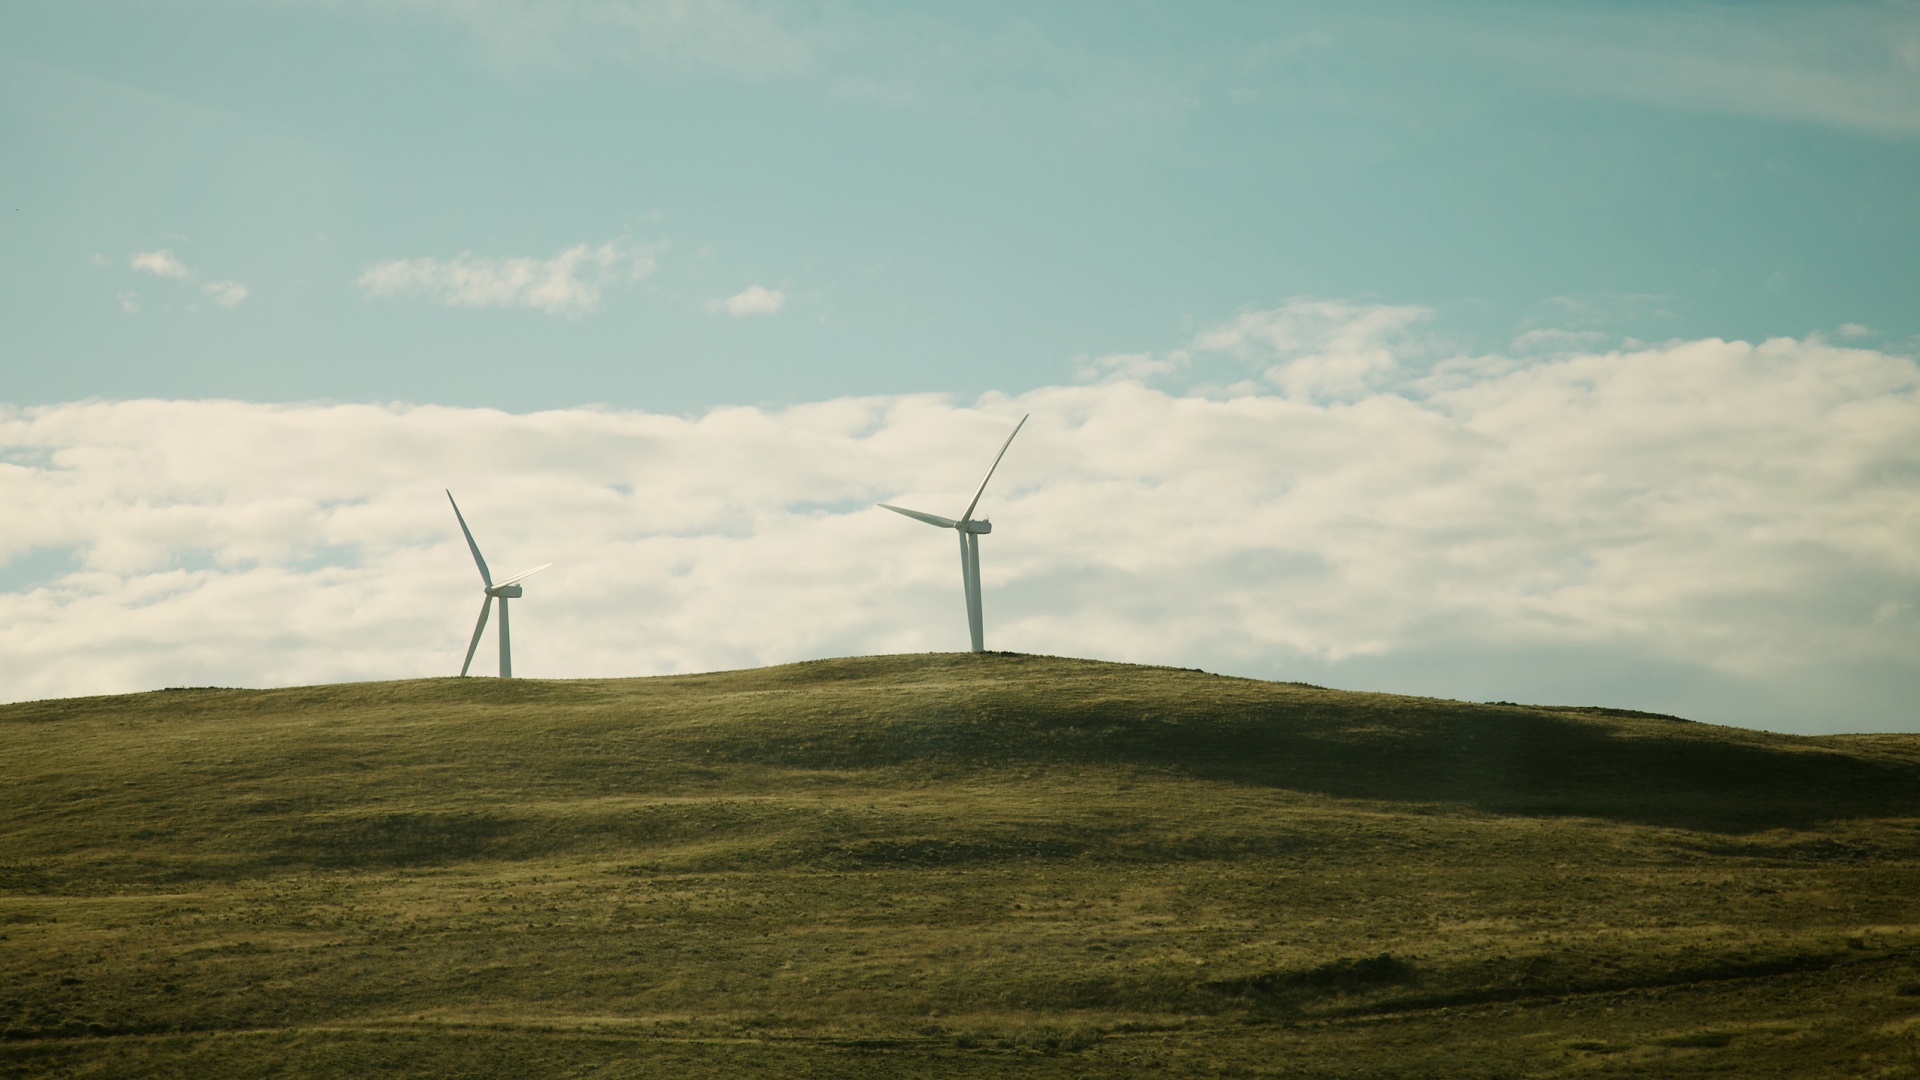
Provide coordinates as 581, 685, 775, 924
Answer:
1, 1, 1916, 732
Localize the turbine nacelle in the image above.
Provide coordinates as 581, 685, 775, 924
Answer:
486, 562, 550, 600
876, 504, 992, 533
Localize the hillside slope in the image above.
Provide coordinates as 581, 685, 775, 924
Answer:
3, 654, 1919, 1077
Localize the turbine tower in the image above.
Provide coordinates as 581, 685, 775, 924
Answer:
447, 490, 551, 678
879, 414, 1028, 653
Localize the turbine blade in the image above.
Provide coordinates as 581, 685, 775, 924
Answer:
460, 595, 492, 677
447, 490, 493, 588
958, 414, 1028, 524
878, 503, 957, 529
496, 562, 552, 588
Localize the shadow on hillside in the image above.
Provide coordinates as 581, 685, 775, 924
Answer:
705, 659, 1920, 834
1125, 702, 1920, 833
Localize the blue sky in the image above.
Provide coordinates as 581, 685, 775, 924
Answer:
4, 1, 1916, 410
1, 2, 1916, 731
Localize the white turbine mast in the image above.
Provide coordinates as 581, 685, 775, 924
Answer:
879, 414, 1028, 653
447, 490, 551, 678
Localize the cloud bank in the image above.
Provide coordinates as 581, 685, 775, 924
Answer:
1, 320, 1915, 732
357, 242, 652, 315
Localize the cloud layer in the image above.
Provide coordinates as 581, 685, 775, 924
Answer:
1, 320, 1915, 731
357, 242, 652, 315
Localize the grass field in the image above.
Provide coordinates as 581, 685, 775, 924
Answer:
3, 652, 1919, 1077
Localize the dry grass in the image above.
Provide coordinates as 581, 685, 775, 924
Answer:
3, 653, 1918, 1076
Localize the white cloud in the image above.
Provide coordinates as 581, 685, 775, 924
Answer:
1078, 350, 1190, 382
1510, 328, 1610, 354
711, 284, 786, 316
1839, 322, 1872, 340
128, 249, 249, 308
202, 280, 249, 308
131, 249, 192, 279
1081, 299, 1434, 395
1189, 298, 1432, 400
357, 243, 651, 316
1, 322, 1915, 732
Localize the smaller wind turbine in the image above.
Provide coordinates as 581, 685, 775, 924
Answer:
879, 414, 1028, 653
447, 490, 551, 678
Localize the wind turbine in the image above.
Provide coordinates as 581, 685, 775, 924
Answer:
879, 414, 1028, 653
447, 490, 551, 678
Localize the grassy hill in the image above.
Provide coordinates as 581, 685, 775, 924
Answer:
3, 653, 1918, 1077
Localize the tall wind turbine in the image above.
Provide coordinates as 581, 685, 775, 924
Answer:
879, 414, 1028, 653
447, 490, 551, 678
